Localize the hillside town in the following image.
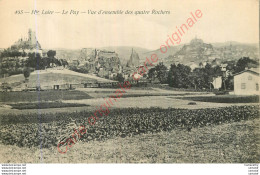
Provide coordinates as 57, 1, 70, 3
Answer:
0, 29, 259, 95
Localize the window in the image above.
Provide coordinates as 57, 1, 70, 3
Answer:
241, 83, 246, 89
248, 75, 252, 80
256, 83, 259, 91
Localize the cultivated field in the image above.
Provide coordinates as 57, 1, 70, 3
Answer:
0, 116, 259, 163
0, 90, 92, 103
0, 86, 259, 163
0, 105, 259, 163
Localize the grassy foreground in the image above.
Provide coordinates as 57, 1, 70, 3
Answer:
0, 117, 259, 163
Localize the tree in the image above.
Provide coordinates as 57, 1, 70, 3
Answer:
60, 59, 68, 67
213, 65, 222, 77
168, 64, 191, 88
235, 57, 259, 73
225, 76, 234, 90
155, 63, 168, 84
26, 53, 43, 69
23, 67, 31, 81
148, 67, 156, 80
167, 64, 177, 87
192, 68, 208, 89
116, 73, 124, 83
47, 50, 56, 58
148, 62, 168, 84
204, 63, 215, 89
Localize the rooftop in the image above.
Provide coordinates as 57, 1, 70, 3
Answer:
233, 68, 260, 76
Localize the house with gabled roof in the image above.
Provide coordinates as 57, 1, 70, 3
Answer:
233, 68, 259, 95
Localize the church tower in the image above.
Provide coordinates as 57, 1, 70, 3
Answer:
28, 28, 36, 46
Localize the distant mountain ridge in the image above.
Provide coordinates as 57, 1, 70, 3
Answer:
51, 40, 258, 67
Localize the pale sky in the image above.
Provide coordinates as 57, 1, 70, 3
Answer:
0, 0, 258, 50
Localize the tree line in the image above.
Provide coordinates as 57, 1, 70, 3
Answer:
26, 50, 68, 69
0, 50, 68, 78
148, 57, 259, 90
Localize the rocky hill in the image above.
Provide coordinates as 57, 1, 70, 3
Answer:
97, 50, 121, 71
163, 38, 259, 66
100, 46, 150, 64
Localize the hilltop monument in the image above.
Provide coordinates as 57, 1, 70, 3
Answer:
10, 29, 42, 56
11, 29, 41, 50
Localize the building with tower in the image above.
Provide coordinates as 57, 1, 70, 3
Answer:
11, 29, 42, 56
126, 48, 140, 67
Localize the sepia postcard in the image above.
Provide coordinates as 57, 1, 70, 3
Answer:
0, 0, 259, 165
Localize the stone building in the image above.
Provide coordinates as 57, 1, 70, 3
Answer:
126, 48, 140, 67
13, 29, 43, 56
